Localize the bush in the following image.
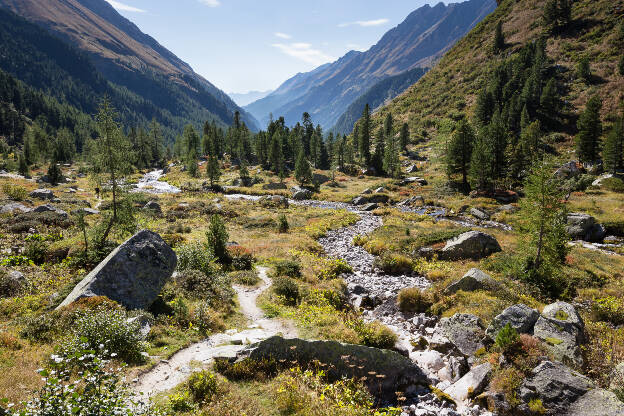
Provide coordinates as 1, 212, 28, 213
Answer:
176, 242, 217, 276
350, 319, 397, 349
206, 215, 230, 264
273, 259, 301, 278
317, 258, 352, 280
187, 370, 218, 404
601, 177, 624, 193
278, 214, 289, 233
229, 245, 253, 270
495, 323, 519, 352
592, 296, 624, 325
231, 270, 260, 286
273, 276, 300, 305
375, 253, 414, 275
20, 313, 63, 342
1, 183, 27, 201
0, 268, 27, 298
213, 357, 278, 381
397, 287, 432, 313
176, 269, 234, 308
192, 301, 225, 333
59, 307, 146, 364
24, 240, 48, 265
168, 391, 194, 412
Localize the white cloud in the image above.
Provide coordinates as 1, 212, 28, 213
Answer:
338, 18, 389, 28
347, 43, 366, 52
274, 32, 292, 39
199, 0, 221, 7
106, 0, 145, 13
271, 42, 335, 66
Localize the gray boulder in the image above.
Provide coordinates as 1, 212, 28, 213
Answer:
29, 189, 55, 200
401, 177, 428, 186
0, 271, 27, 297
470, 208, 490, 221
291, 186, 312, 200
361, 188, 373, 195
352, 196, 369, 205
534, 302, 585, 366
444, 363, 492, 403
592, 174, 613, 187
397, 196, 425, 207
406, 164, 418, 173
445, 268, 500, 295
554, 161, 580, 179
57, 230, 176, 310
240, 336, 429, 403
566, 213, 606, 242
439, 231, 501, 261
72, 207, 100, 216
33, 204, 68, 218
369, 194, 389, 204
0, 202, 31, 214
143, 201, 162, 213
486, 304, 540, 339
374, 187, 385, 194
361, 203, 379, 212
433, 314, 486, 357
520, 361, 593, 415
564, 389, 624, 416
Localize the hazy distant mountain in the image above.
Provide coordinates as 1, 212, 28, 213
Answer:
245, 0, 496, 130
229, 90, 274, 107
0, 0, 259, 132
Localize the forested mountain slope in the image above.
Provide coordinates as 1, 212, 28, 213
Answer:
245, 0, 496, 129
0, 0, 259, 133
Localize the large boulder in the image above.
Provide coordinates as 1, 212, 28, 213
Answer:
438, 231, 501, 261
0, 271, 28, 297
554, 161, 581, 179
291, 186, 312, 200
33, 204, 68, 218
445, 269, 500, 295
470, 208, 490, 221
57, 230, 177, 310
534, 302, 585, 366
352, 196, 369, 205
432, 314, 486, 357
520, 361, 593, 415
29, 189, 55, 200
240, 336, 429, 403
486, 304, 540, 339
400, 177, 428, 186
565, 389, 624, 416
444, 363, 492, 403
143, 201, 162, 213
566, 213, 606, 242
0, 202, 31, 214
368, 194, 390, 204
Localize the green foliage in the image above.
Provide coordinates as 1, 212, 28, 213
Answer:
492, 20, 505, 53
359, 104, 371, 166
176, 269, 234, 308
576, 95, 603, 163
374, 253, 414, 275
168, 391, 194, 412
273, 259, 302, 278
1, 182, 27, 201
601, 177, 624, 193
176, 242, 217, 276
543, 0, 572, 33
231, 270, 260, 286
206, 215, 230, 264
397, 288, 432, 313
603, 117, 623, 174
446, 118, 475, 189
495, 323, 520, 351
576, 56, 592, 83
187, 370, 218, 404
349, 319, 397, 349
592, 296, 624, 325
278, 214, 289, 233
24, 239, 47, 265
273, 276, 300, 305
294, 149, 313, 185
619, 55, 624, 76
214, 357, 278, 381
0, 255, 32, 267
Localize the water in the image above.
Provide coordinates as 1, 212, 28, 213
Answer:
133, 170, 181, 194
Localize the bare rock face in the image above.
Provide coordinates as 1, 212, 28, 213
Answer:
566, 213, 606, 242
239, 336, 429, 404
432, 313, 486, 357
444, 363, 492, 403
438, 231, 501, 260
29, 188, 55, 200
565, 389, 624, 416
534, 302, 586, 367
444, 268, 500, 295
57, 230, 176, 310
486, 304, 540, 339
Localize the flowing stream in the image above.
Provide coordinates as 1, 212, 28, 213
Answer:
133, 170, 181, 194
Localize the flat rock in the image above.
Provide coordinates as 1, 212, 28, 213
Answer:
72, 208, 100, 216
29, 189, 55, 200
401, 177, 428, 186
439, 231, 501, 261
444, 363, 491, 403
57, 230, 176, 310
445, 268, 499, 295
564, 389, 624, 416
520, 361, 593, 415
361, 203, 379, 212
433, 314, 485, 357
486, 304, 540, 339
240, 336, 429, 403
33, 204, 68, 218
470, 208, 490, 221
0, 202, 31, 214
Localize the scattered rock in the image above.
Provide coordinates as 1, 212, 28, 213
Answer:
57, 230, 177, 310
127, 314, 153, 339
520, 361, 593, 415
143, 201, 162, 213
486, 304, 540, 339
0, 271, 27, 297
352, 196, 369, 205
498, 204, 517, 213
361, 188, 373, 195
564, 389, 624, 416
592, 174, 613, 187
29, 189, 55, 200
470, 208, 490, 221
33, 204, 68, 218
0, 202, 31, 214
433, 314, 485, 357
444, 363, 492, 403
566, 213, 606, 242
361, 203, 379, 212
445, 269, 500, 295
401, 177, 428, 186
73, 208, 100, 216
312, 173, 330, 184
239, 336, 429, 403
406, 164, 419, 173
438, 231, 501, 261
555, 161, 581, 179
534, 302, 585, 366
397, 196, 425, 207
368, 194, 390, 204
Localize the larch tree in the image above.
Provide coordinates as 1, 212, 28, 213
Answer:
446, 119, 475, 190
359, 104, 371, 166
400, 123, 410, 152
603, 116, 624, 174
576, 95, 602, 164
492, 20, 505, 53
294, 148, 312, 185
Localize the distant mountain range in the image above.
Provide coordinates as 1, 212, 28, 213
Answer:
245, 0, 496, 132
229, 90, 274, 107
0, 0, 259, 135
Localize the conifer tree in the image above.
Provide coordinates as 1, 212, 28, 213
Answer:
540, 78, 558, 114
18, 152, 28, 177
47, 159, 62, 186
186, 149, 199, 177
475, 89, 494, 126
359, 104, 371, 166
206, 154, 221, 187
23, 135, 33, 165
576, 95, 602, 164
371, 127, 385, 175
383, 129, 401, 178
603, 117, 624, 174
269, 131, 284, 174
239, 160, 250, 184
206, 215, 230, 265
470, 128, 495, 191
576, 57, 591, 83
446, 119, 475, 190
294, 149, 312, 185
400, 123, 409, 152
492, 21, 505, 53
318, 137, 330, 170
619, 55, 624, 76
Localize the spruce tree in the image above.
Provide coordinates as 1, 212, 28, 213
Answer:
269, 131, 284, 174
371, 127, 385, 175
359, 104, 371, 166
318, 138, 330, 170
206, 155, 220, 187
603, 117, 624, 174
540, 78, 558, 114
470, 127, 495, 191
383, 131, 401, 179
576, 95, 602, 164
619, 55, 624, 76
206, 215, 230, 265
239, 160, 250, 185
186, 149, 199, 177
492, 21, 505, 53
18, 152, 29, 177
475, 89, 494, 126
576, 57, 591, 83
400, 123, 410, 152
294, 149, 312, 185
446, 119, 475, 190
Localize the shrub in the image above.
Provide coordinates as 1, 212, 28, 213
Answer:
273, 276, 300, 305
176, 242, 216, 276
592, 296, 624, 325
187, 370, 218, 404
495, 323, 519, 352
0, 269, 26, 298
168, 391, 194, 412
24, 240, 48, 265
375, 253, 414, 275
20, 313, 62, 342
229, 245, 253, 270
350, 319, 397, 349
601, 177, 624, 193
273, 259, 301, 278
192, 302, 225, 333
278, 214, 289, 233
0, 255, 32, 267
213, 357, 278, 381
231, 270, 260, 286
206, 215, 230, 264
59, 307, 146, 364
397, 288, 432, 313
1, 183, 27, 201
317, 258, 352, 280
176, 269, 234, 308
0, 331, 21, 350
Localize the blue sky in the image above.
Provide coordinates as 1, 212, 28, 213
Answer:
106, 0, 447, 94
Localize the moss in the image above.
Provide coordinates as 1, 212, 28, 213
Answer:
430, 385, 455, 405
555, 310, 569, 321
545, 337, 564, 346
